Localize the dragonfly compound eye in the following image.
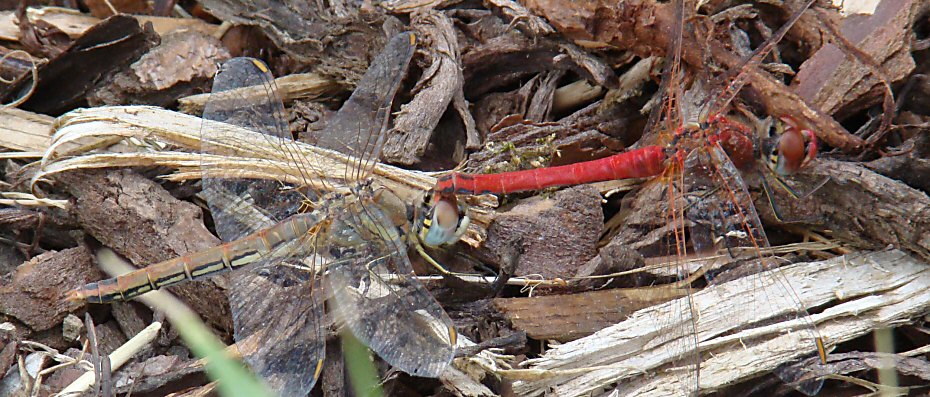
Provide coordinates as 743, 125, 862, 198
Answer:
419, 196, 469, 247
773, 116, 815, 176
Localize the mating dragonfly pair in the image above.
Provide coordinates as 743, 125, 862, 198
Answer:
67, 0, 829, 394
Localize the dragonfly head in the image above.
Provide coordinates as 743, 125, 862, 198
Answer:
416, 192, 470, 248
768, 115, 817, 176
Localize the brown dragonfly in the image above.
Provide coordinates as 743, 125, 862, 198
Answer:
67, 33, 470, 396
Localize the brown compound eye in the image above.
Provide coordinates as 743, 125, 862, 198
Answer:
773, 116, 817, 176
418, 194, 470, 247
433, 199, 459, 230
776, 125, 805, 175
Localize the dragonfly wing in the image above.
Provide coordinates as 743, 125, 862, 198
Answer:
202, 57, 306, 241
324, 204, 455, 377
227, 249, 325, 397
202, 58, 330, 395
656, 175, 701, 396
312, 32, 415, 177
682, 144, 824, 395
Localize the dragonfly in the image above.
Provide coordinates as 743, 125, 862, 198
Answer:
66, 32, 471, 396
435, 0, 825, 395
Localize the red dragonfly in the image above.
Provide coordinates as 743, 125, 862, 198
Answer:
436, 0, 825, 395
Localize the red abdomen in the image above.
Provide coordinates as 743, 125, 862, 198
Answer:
435, 146, 667, 195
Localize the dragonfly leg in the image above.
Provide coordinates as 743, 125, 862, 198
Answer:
412, 240, 453, 275
760, 170, 829, 224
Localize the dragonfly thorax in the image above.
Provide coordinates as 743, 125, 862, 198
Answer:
671, 114, 758, 171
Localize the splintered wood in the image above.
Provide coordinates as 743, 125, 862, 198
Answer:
0, 108, 53, 153
32, 106, 494, 246
505, 250, 929, 396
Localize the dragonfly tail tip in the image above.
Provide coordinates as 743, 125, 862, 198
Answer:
64, 289, 86, 303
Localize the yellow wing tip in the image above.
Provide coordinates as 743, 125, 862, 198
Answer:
816, 337, 828, 364
250, 58, 270, 73
408, 32, 416, 46
312, 359, 324, 380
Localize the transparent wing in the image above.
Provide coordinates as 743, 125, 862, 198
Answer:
201, 58, 325, 396
653, 171, 702, 396
226, 226, 326, 397
201, 57, 306, 241
682, 143, 824, 395
324, 201, 456, 377
312, 32, 415, 181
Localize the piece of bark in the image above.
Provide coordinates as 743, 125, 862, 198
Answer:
199, 0, 384, 82
0, 207, 43, 259
794, 0, 917, 120
485, 0, 555, 37
0, 329, 16, 374
524, 70, 564, 122
382, 11, 474, 165
0, 8, 217, 42
58, 170, 233, 337
111, 355, 206, 395
1, 15, 160, 115
814, 351, 930, 382
0, 246, 100, 333
480, 185, 602, 280
88, 30, 230, 108
471, 78, 537, 138
865, 133, 930, 193
111, 302, 150, 344
465, 100, 635, 173
85, 0, 152, 18
604, 180, 673, 257
573, 240, 647, 289
523, 0, 864, 152
462, 34, 615, 99
92, 320, 129, 356
494, 286, 674, 341
15, 4, 71, 59
763, 159, 930, 261
450, 8, 512, 44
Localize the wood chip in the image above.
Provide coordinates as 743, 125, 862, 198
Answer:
480, 185, 602, 279
794, 0, 917, 119
0, 246, 100, 332
494, 286, 672, 341
383, 11, 473, 165
88, 30, 230, 107
0, 7, 217, 41
1, 15, 159, 115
